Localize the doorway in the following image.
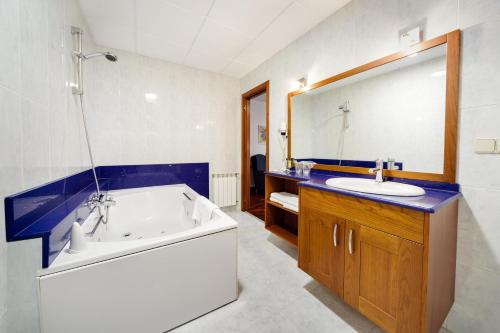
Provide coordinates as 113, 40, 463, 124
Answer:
241, 81, 269, 220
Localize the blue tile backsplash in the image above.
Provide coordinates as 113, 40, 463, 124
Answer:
4, 163, 209, 268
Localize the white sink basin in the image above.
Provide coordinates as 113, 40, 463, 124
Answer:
325, 177, 425, 197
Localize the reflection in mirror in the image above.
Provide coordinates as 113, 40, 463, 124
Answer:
291, 44, 447, 174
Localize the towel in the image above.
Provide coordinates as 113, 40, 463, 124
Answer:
192, 196, 219, 225
270, 192, 298, 207
270, 197, 284, 206
283, 202, 299, 213
269, 194, 299, 212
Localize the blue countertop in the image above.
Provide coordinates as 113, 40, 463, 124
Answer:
266, 170, 461, 213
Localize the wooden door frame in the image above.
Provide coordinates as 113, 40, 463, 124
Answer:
241, 81, 269, 211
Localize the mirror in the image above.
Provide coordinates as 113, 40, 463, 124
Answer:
289, 31, 460, 182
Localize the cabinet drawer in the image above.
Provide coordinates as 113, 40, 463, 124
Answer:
300, 187, 425, 244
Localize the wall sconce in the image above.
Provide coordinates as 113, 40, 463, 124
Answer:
400, 26, 422, 50
291, 77, 307, 90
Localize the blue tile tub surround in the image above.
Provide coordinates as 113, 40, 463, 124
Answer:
4, 162, 209, 268
294, 158, 404, 170
266, 170, 460, 213
96, 163, 209, 198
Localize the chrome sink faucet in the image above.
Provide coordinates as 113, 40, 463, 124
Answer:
369, 158, 385, 183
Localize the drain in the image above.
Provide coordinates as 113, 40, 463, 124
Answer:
122, 232, 132, 237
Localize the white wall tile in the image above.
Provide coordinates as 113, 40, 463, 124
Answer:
457, 104, 500, 188
19, 0, 49, 107
456, 187, 500, 273
83, 45, 240, 173
0, 0, 95, 330
459, 0, 500, 29
460, 20, 500, 109
240, 0, 500, 332
21, 99, 51, 188
0, 0, 21, 92
446, 262, 500, 332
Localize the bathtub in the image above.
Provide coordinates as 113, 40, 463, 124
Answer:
36, 184, 238, 333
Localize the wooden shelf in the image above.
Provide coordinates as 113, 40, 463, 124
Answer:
266, 224, 298, 246
266, 199, 299, 215
265, 174, 300, 247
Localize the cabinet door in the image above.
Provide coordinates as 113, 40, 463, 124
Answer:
299, 207, 345, 297
344, 223, 423, 333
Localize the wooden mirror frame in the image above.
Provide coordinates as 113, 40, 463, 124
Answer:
287, 29, 460, 183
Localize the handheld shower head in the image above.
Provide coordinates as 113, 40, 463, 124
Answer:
81, 51, 118, 62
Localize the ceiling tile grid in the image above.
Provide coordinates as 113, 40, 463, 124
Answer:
78, 0, 351, 78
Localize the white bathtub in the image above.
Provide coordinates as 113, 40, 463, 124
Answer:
37, 184, 238, 333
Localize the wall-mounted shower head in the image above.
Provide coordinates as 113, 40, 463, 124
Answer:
80, 51, 118, 62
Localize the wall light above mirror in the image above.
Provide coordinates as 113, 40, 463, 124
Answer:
288, 30, 460, 183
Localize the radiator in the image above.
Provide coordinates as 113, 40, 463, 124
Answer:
212, 173, 239, 207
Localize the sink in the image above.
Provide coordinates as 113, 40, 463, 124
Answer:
325, 177, 425, 197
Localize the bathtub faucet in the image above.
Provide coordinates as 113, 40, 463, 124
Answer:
87, 193, 116, 224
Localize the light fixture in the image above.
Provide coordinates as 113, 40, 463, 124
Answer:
431, 70, 446, 77
144, 93, 157, 103
291, 77, 307, 91
400, 27, 422, 50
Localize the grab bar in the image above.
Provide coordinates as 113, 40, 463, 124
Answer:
183, 192, 194, 201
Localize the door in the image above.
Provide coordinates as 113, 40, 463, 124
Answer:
241, 81, 269, 213
344, 222, 424, 333
299, 207, 345, 297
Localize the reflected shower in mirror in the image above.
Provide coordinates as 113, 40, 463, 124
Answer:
291, 44, 447, 174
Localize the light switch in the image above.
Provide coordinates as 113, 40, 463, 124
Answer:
474, 138, 496, 154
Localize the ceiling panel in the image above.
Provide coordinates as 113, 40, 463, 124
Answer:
295, 0, 351, 24
137, 33, 190, 64
184, 50, 231, 73
78, 0, 135, 25
85, 18, 136, 53
78, 0, 351, 78
189, 19, 252, 60
233, 49, 270, 71
222, 61, 255, 78
243, 2, 315, 64
137, 0, 206, 49
166, 0, 215, 16
208, 0, 292, 38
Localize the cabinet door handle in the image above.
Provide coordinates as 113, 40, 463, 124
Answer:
333, 224, 338, 247
348, 229, 354, 255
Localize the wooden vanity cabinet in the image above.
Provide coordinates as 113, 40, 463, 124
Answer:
299, 186, 458, 333
298, 207, 345, 297
344, 223, 424, 333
